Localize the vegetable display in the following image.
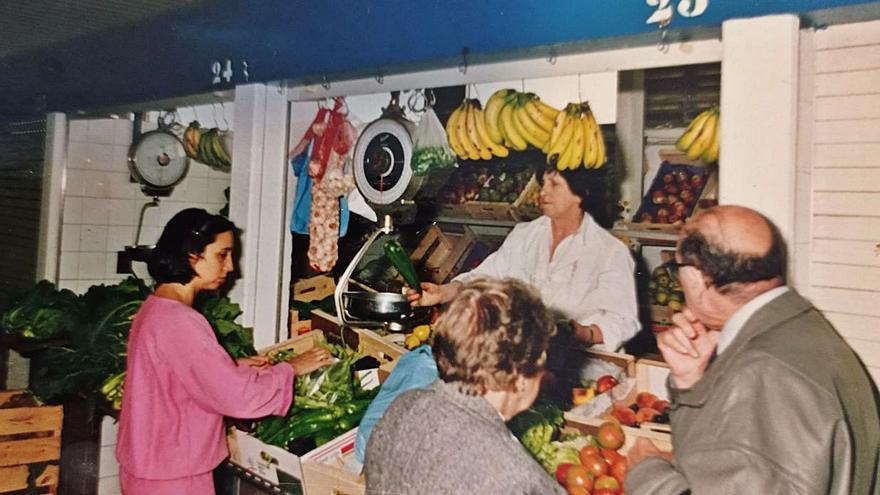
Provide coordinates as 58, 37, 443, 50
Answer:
1, 280, 80, 340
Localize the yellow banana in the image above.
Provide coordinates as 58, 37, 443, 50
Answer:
557, 123, 578, 170
676, 109, 713, 152
700, 111, 720, 163
583, 111, 598, 168
513, 104, 550, 149
484, 89, 513, 145
686, 111, 718, 160
456, 101, 481, 160
474, 105, 509, 158
534, 99, 561, 121
523, 98, 555, 134
499, 103, 528, 151
445, 105, 468, 159
546, 112, 576, 166
594, 112, 607, 168
545, 106, 570, 154
567, 115, 585, 170
465, 100, 492, 160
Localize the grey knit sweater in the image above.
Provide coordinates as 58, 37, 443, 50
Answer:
364, 380, 565, 495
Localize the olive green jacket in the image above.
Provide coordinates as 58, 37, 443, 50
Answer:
626, 289, 880, 494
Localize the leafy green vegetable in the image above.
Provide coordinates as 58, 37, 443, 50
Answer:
1, 281, 80, 339
195, 294, 256, 359
411, 146, 456, 175
507, 403, 564, 457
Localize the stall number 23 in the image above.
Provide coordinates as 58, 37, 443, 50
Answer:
211, 59, 250, 85
646, 0, 708, 25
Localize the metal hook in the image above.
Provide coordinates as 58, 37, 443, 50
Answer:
458, 47, 470, 75
375, 70, 384, 85
321, 76, 331, 91
547, 47, 558, 65
220, 101, 230, 131
657, 19, 671, 53
212, 103, 220, 129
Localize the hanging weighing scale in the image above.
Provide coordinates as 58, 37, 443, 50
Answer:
128, 114, 189, 197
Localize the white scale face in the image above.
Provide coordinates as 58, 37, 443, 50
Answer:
353, 118, 413, 205
128, 130, 189, 193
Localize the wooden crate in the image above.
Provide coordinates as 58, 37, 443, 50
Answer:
289, 276, 337, 338
309, 309, 406, 371
565, 359, 672, 439
300, 430, 364, 495
0, 390, 63, 494
438, 173, 541, 223
410, 224, 476, 284
564, 416, 672, 454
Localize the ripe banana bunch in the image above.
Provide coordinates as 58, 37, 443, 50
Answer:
183, 121, 233, 169
676, 108, 720, 163
100, 370, 126, 411
546, 102, 607, 170
446, 98, 510, 161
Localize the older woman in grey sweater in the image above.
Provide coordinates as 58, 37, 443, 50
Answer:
364, 278, 565, 495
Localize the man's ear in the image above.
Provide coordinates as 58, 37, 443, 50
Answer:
513, 374, 528, 393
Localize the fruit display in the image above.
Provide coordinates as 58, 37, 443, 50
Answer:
648, 262, 684, 311
183, 120, 233, 170
632, 163, 710, 225
440, 164, 535, 205
610, 393, 670, 428
675, 107, 720, 163
550, 422, 630, 495
545, 102, 607, 170
403, 324, 432, 350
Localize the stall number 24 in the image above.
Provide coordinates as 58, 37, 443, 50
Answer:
646, 0, 708, 25
211, 59, 250, 85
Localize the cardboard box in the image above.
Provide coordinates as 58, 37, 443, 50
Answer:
300, 429, 365, 495
0, 390, 63, 494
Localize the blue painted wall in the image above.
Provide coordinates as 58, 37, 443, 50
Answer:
0, 0, 877, 118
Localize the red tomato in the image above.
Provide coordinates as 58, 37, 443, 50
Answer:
567, 485, 591, 495
581, 453, 608, 478
597, 421, 626, 450
610, 456, 628, 485
579, 444, 600, 465
564, 465, 593, 491
593, 488, 619, 495
601, 448, 624, 466
555, 463, 575, 485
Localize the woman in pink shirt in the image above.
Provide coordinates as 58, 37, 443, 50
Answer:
116, 208, 332, 494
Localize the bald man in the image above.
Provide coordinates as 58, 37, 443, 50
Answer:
625, 205, 880, 494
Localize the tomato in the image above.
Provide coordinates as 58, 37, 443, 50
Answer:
567, 485, 591, 495
581, 453, 608, 478
579, 444, 600, 465
593, 488, 619, 495
555, 463, 576, 485
601, 448, 624, 466
635, 392, 659, 410
595, 474, 621, 491
597, 421, 625, 450
610, 456, 628, 485
564, 465, 593, 490
635, 407, 661, 424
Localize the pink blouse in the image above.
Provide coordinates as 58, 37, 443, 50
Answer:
116, 295, 294, 480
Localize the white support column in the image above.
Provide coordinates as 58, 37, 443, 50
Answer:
616, 71, 646, 222
37, 112, 67, 282
719, 15, 800, 246
229, 83, 291, 348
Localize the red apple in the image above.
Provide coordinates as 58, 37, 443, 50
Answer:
674, 170, 689, 183
672, 201, 686, 214
652, 399, 670, 414
663, 184, 679, 195
635, 392, 660, 410
656, 208, 670, 220
611, 404, 637, 426
639, 212, 654, 223
691, 174, 704, 188
667, 213, 682, 224
662, 173, 674, 184
652, 190, 666, 205
596, 375, 619, 394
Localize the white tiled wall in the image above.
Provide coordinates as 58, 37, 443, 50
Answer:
60, 116, 231, 494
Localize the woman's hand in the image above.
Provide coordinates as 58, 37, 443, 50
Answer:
571, 321, 603, 346
407, 282, 459, 307
236, 356, 271, 370
287, 346, 334, 376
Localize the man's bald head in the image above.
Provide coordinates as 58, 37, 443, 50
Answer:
685, 205, 775, 258
678, 205, 787, 292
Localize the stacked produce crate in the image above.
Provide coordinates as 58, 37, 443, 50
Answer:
0, 391, 62, 494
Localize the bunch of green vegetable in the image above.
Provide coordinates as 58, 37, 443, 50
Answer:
1, 280, 80, 340
507, 403, 564, 457
195, 293, 257, 359
411, 146, 456, 175
254, 340, 379, 450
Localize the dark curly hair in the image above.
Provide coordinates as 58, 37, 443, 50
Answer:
148, 208, 237, 284
534, 164, 611, 227
432, 278, 556, 395
677, 218, 787, 292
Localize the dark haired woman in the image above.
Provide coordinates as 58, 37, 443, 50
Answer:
365, 278, 565, 494
116, 208, 332, 494
410, 166, 639, 351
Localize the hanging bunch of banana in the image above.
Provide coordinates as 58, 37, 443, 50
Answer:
446, 98, 510, 160
545, 102, 607, 170
675, 107, 720, 163
183, 121, 233, 170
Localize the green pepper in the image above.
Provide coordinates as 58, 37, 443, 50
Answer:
383, 240, 420, 292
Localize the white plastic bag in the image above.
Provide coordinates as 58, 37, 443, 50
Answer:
410, 107, 456, 175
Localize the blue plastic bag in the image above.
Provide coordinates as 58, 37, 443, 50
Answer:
290, 142, 350, 236
354, 345, 439, 463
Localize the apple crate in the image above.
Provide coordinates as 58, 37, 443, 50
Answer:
410, 224, 476, 284
0, 390, 63, 495
629, 152, 718, 230
289, 275, 337, 338
565, 359, 672, 440
308, 309, 406, 375
438, 172, 541, 223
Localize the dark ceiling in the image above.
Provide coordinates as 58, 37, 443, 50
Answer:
1, 0, 879, 121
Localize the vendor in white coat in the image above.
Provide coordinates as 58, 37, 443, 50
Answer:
409, 165, 640, 351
